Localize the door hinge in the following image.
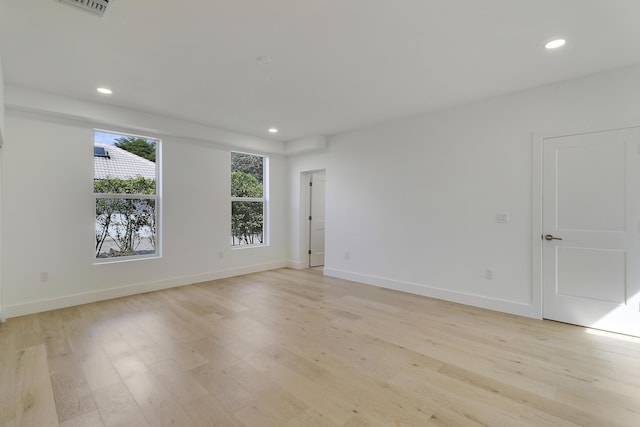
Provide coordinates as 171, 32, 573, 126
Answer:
309, 182, 313, 187
309, 215, 312, 221
308, 250, 312, 255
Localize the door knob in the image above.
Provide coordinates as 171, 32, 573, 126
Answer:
544, 234, 563, 241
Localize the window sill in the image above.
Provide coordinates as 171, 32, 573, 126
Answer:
93, 254, 161, 265
231, 244, 269, 251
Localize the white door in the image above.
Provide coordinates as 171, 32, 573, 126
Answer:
309, 172, 326, 267
542, 127, 640, 337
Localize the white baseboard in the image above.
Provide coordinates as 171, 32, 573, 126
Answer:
287, 260, 309, 270
3, 261, 287, 318
324, 267, 540, 319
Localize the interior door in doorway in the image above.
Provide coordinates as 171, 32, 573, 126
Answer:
542, 127, 640, 337
309, 172, 326, 267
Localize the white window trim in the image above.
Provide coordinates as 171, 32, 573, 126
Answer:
230, 197, 264, 203
95, 193, 158, 200
231, 152, 269, 248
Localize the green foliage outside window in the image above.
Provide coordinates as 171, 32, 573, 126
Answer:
231, 152, 265, 246
115, 137, 157, 162
231, 152, 263, 185
94, 176, 156, 195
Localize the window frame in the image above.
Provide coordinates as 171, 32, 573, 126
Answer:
231, 151, 269, 248
93, 129, 162, 263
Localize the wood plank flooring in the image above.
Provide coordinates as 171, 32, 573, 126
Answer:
1, 268, 640, 426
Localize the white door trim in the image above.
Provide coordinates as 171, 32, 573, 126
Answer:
532, 120, 640, 322
299, 169, 326, 269
0, 146, 4, 322
308, 171, 326, 268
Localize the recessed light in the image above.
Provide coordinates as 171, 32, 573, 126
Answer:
97, 87, 113, 95
545, 39, 566, 49
268, 128, 278, 133
257, 56, 273, 66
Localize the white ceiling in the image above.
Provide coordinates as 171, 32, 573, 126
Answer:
1, 0, 640, 141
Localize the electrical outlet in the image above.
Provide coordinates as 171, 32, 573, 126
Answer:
40, 272, 49, 282
495, 212, 510, 224
485, 269, 494, 280
345, 252, 350, 260
218, 251, 224, 259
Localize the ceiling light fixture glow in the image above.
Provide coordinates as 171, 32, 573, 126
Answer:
545, 39, 566, 49
97, 87, 113, 94
268, 128, 278, 133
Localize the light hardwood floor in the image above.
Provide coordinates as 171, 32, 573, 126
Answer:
1, 268, 640, 426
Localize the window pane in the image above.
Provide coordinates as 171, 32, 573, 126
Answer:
231, 201, 264, 246
231, 152, 264, 197
96, 198, 157, 258
94, 132, 157, 194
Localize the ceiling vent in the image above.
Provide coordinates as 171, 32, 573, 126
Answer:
59, 0, 111, 16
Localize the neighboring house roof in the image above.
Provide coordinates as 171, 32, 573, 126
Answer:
94, 143, 156, 180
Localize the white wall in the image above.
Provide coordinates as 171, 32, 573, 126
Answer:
0, 55, 5, 320
2, 94, 288, 317
294, 63, 640, 318
0, 56, 4, 138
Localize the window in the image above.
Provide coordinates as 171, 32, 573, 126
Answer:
94, 130, 160, 260
231, 151, 267, 247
